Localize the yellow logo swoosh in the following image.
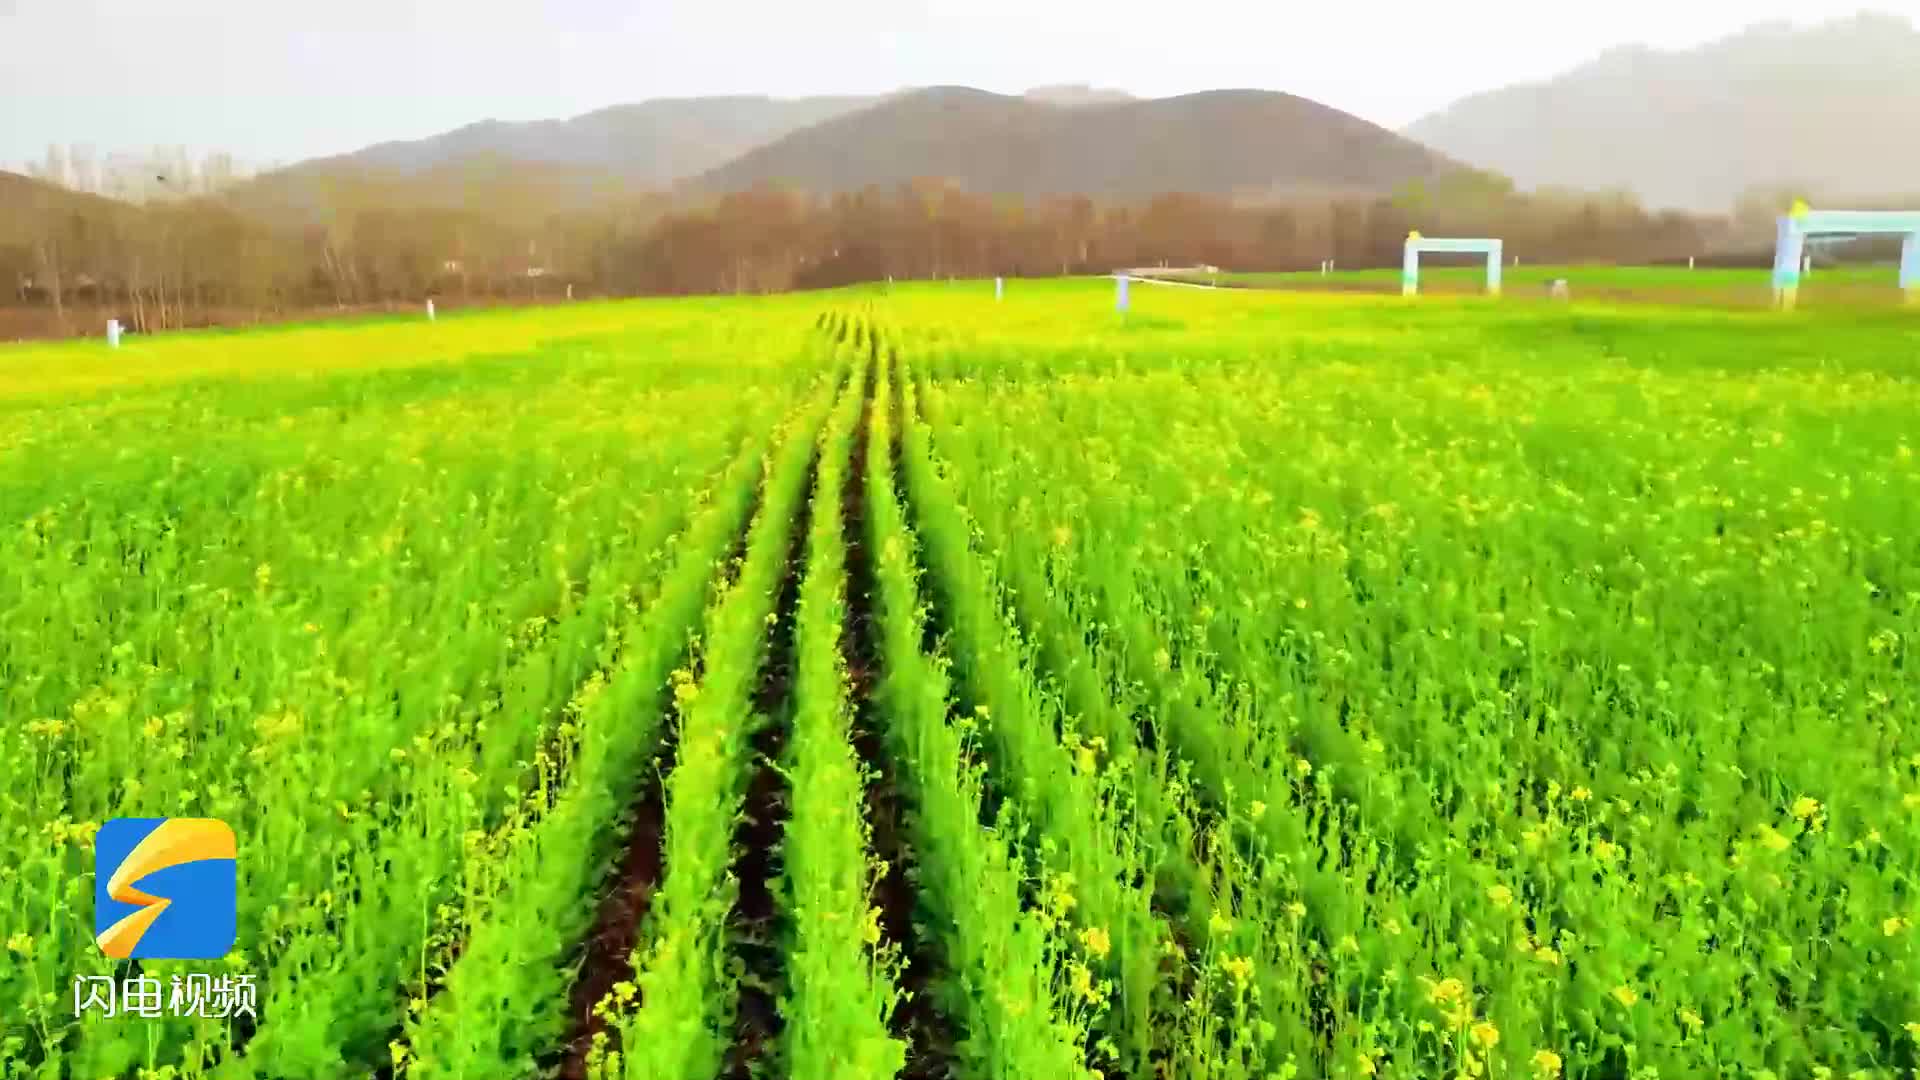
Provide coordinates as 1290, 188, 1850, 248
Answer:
95, 818, 236, 959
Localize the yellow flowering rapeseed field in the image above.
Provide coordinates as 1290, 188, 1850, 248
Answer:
3, 279, 1917, 1079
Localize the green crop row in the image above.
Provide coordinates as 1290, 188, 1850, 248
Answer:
778, 341, 909, 1080
587, 366, 840, 1079
860, 338, 1103, 1078
394, 412, 780, 1078
889, 341, 1172, 1073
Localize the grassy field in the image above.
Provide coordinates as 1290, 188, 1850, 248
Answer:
3, 280, 1918, 1080
1146, 263, 1916, 309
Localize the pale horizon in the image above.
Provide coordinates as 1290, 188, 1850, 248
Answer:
0, 0, 1909, 174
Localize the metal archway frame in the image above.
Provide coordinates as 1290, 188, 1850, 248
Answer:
1773, 206, 1920, 309
1403, 234, 1504, 297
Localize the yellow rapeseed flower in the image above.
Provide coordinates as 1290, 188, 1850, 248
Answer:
1221, 955, 1255, 986
1487, 884, 1514, 909
1532, 1049, 1564, 1078
1471, 1020, 1500, 1048
6, 933, 31, 956
1080, 926, 1111, 959
1611, 985, 1639, 1007
1427, 977, 1469, 1009
1068, 960, 1099, 1004
1884, 916, 1911, 937
1570, 786, 1592, 801
1046, 873, 1078, 918
1792, 796, 1823, 821
1757, 824, 1790, 853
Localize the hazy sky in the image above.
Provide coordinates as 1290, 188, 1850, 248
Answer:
1, 0, 1909, 172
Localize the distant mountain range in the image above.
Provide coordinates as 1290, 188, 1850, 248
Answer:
141, 14, 1920, 216
1405, 12, 1920, 211
292, 95, 878, 189
248, 85, 1455, 209
693, 87, 1455, 199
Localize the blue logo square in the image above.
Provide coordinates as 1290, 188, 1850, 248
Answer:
94, 818, 237, 960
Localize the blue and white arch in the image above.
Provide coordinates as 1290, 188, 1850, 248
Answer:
1402, 233, 1504, 297
1773, 202, 1920, 310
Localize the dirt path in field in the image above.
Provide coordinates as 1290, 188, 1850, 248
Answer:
842, 330, 961, 1080
552, 706, 678, 1077
719, 436, 818, 1078
553, 482, 767, 1079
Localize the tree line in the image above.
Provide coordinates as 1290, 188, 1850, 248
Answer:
3, 163, 1750, 340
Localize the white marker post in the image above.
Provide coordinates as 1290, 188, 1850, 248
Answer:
1116, 274, 1130, 313
1688, 256, 1696, 271
106, 319, 121, 348
1902, 232, 1919, 304
426, 299, 436, 322
995, 277, 1004, 301
1402, 232, 1504, 297
566, 284, 574, 300
1773, 217, 1806, 310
